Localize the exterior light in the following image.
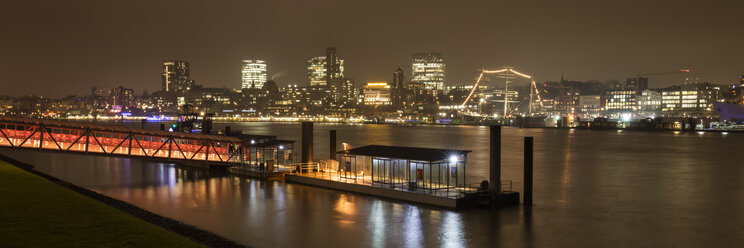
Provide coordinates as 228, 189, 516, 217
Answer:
449, 155, 458, 163
278, 145, 284, 150
250, 140, 255, 144
621, 113, 632, 122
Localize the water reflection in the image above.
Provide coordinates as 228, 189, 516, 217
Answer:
403, 206, 423, 248
368, 201, 386, 248
440, 211, 465, 248
334, 194, 356, 227
2, 124, 744, 248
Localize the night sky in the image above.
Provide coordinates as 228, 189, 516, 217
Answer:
1, 0, 742, 97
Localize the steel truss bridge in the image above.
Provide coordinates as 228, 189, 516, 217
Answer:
0, 116, 293, 167
460, 66, 544, 116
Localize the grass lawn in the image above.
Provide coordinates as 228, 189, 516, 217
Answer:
0, 160, 203, 248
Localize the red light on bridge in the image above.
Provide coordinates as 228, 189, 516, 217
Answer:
681, 69, 690, 72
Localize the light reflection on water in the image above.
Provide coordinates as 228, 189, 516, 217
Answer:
403, 206, 423, 248
2, 124, 744, 248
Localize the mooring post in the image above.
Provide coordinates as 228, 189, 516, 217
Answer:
330, 130, 337, 161
301, 122, 314, 166
524, 136, 534, 206
689, 118, 695, 132
490, 125, 502, 207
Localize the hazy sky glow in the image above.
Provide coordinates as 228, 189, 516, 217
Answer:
1, 0, 742, 97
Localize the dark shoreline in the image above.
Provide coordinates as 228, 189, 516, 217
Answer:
0, 153, 246, 248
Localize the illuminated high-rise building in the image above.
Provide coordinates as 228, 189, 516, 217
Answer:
307, 57, 327, 86
162, 60, 193, 93
306, 50, 344, 87
411, 53, 445, 91
328, 78, 355, 105
391, 67, 406, 108
241, 60, 267, 89
325, 47, 342, 83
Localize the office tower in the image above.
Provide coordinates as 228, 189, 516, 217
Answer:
306, 49, 344, 87
411, 53, 445, 91
162, 60, 193, 93
329, 78, 354, 105
110, 86, 134, 107
241, 60, 268, 89
307, 57, 327, 86
325, 47, 342, 82
391, 67, 406, 109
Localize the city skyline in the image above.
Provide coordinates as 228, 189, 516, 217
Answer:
2, 2, 744, 248
2, 0, 743, 97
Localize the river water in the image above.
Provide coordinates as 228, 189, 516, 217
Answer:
2, 123, 743, 247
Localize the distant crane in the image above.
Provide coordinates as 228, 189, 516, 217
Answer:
634, 69, 691, 88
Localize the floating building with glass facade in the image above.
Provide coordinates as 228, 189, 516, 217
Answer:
241, 60, 267, 89
337, 145, 469, 190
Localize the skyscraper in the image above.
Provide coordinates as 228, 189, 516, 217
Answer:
328, 78, 354, 105
325, 47, 342, 82
162, 60, 193, 93
307, 57, 327, 86
411, 53, 445, 91
306, 49, 344, 87
391, 67, 406, 109
241, 60, 267, 89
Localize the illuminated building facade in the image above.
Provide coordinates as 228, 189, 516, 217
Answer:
391, 67, 406, 109
306, 48, 345, 87
241, 60, 267, 89
110, 86, 134, 108
659, 83, 722, 117
363, 82, 392, 106
637, 89, 661, 115
328, 78, 355, 106
307, 57, 326, 86
578, 95, 603, 114
606, 90, 637, 111
162, 60, 193, 93
661, 88, 681, 112
411, 53, 445, 91
325, 47, 342, 83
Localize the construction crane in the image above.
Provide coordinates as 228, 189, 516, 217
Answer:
636, 69, 691, 78
634, 69, 691, 88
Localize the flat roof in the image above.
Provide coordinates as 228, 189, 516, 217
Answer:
0, 115, 243, 143
338, 145, 471, 162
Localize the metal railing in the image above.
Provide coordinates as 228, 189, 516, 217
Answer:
463, 180, 514, 193
287, 167, 512, 199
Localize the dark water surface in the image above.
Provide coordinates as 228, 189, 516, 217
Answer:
3, 123, 743, 248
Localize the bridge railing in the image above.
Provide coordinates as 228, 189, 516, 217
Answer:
0, 119, 244, 165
